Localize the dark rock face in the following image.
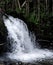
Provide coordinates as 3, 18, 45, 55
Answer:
0, 14, 8, 54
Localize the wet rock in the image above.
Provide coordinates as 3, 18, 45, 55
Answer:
0, 62, 4, 65
0, 14, 8, 54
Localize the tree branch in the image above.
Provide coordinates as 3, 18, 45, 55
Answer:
21, 1, 26, 8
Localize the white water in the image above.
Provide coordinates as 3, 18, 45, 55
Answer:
3, 16, 53, 63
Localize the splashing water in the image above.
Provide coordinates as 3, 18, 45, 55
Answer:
3, 15, 53, 63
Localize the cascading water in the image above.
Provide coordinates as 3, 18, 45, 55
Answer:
3, 15, 53, 63
3, 16, 35, 53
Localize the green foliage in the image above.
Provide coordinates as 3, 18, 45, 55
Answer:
26, 12, 39, 25
16, 7, 21, 13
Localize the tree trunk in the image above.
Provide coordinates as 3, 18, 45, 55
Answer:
33, 0, 36, 13
17, 0, 21, 10
46, 0, 48, 10
12, 0, 16, 10
52, 0, 53, 15
45, 0, 50, 16
15, 0, 17, 9
26, 0, 29, 16
38, 0, 40, 21
48, 0, 52, 15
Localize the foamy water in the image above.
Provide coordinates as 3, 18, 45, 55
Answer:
3, 15, 53, 63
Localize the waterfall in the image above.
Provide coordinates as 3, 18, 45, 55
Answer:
3, 15, 53, 63
3, 15, 36, 53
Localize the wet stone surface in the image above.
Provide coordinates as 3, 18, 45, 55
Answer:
0, 59, 53, 65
